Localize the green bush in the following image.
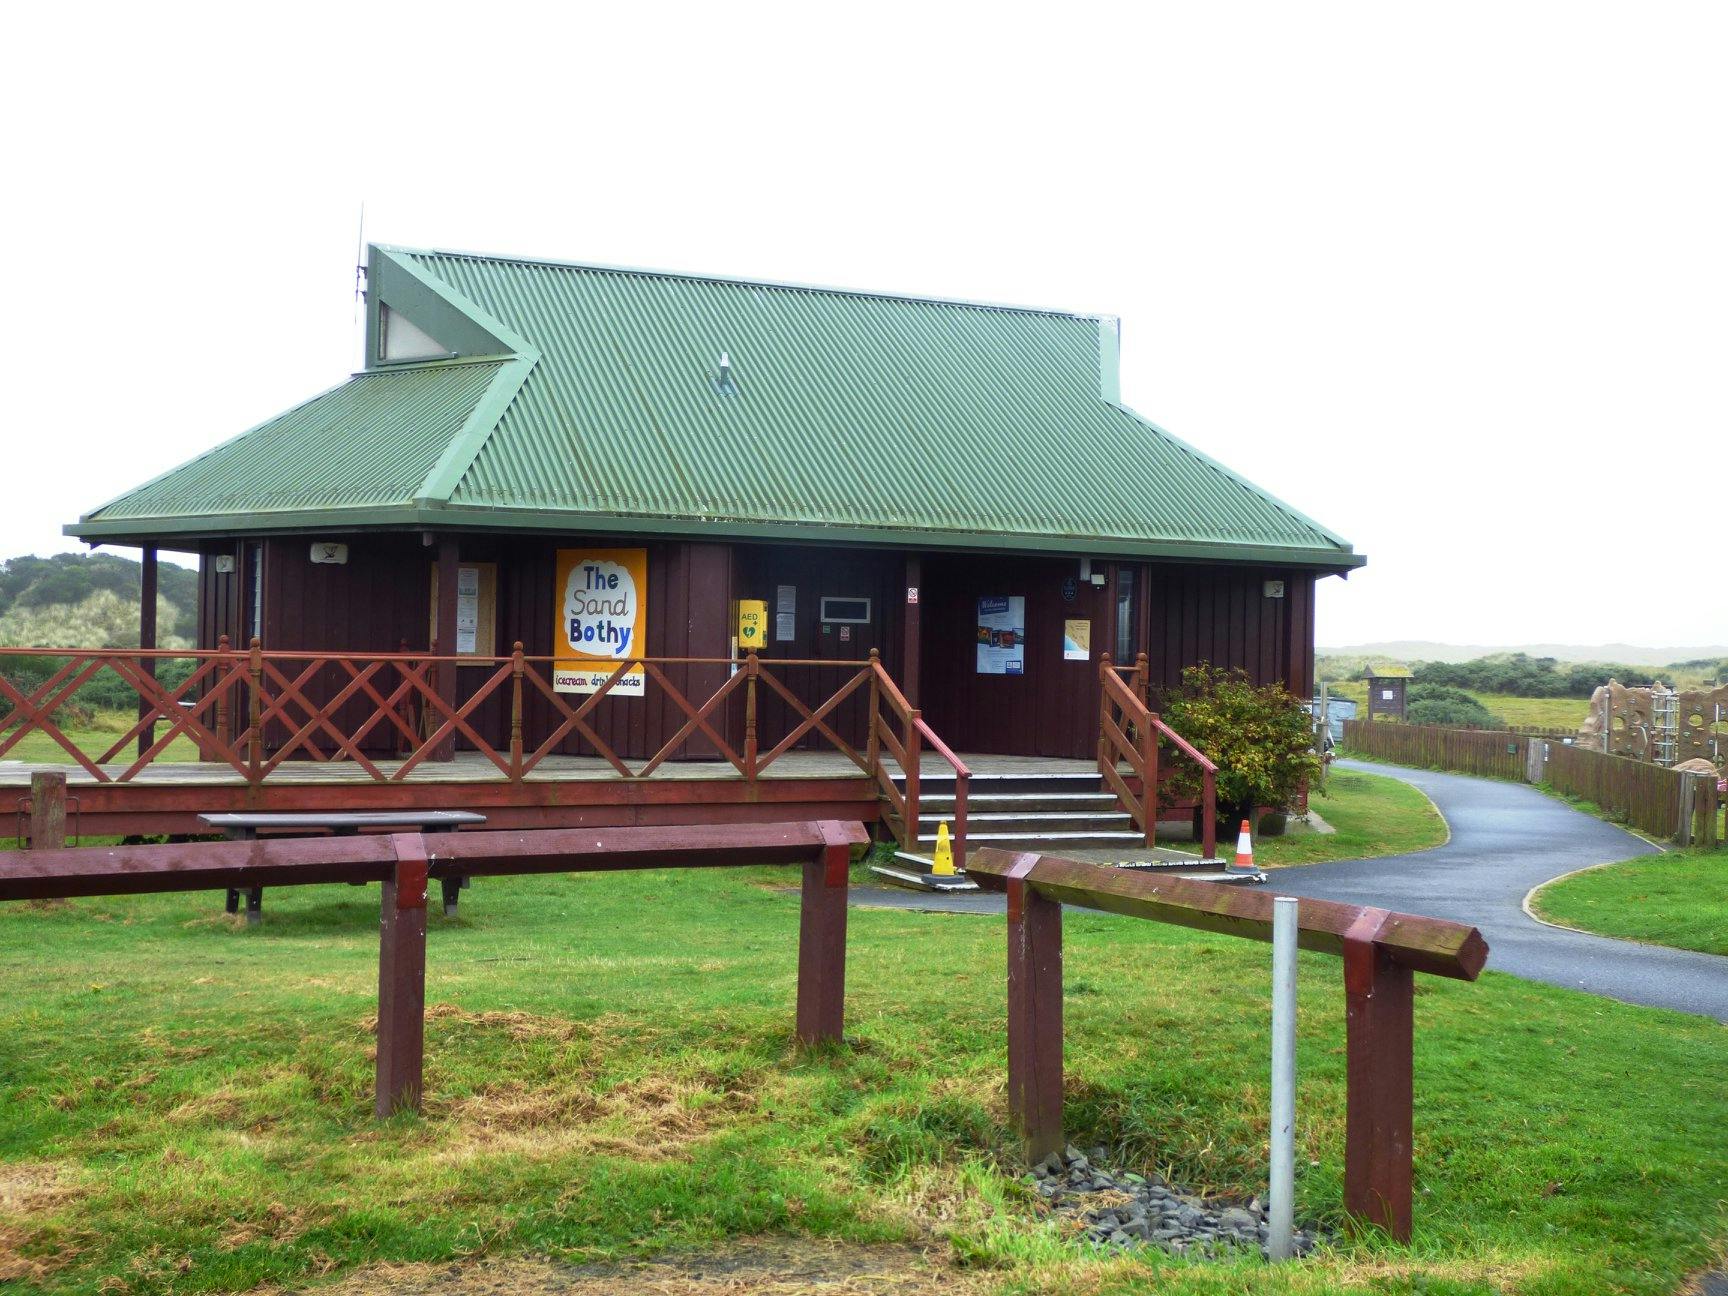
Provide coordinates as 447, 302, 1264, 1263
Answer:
1159, 663, 1320, 814
1406, 683, 1504, 729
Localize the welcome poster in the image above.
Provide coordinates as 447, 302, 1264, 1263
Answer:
554, 548, 648, 695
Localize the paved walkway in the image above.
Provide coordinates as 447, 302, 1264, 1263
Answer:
857, 760, 1728, 1021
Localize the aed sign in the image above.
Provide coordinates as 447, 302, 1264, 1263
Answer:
553, 548, 648, 695
737, 599, 768, 650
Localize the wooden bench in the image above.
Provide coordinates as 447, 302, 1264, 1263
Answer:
198, 810, 487, 923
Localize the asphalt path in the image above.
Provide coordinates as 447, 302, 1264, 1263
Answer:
856, 760, 1728, 1021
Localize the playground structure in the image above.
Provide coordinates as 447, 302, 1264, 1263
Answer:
1577, 680, 1727, 769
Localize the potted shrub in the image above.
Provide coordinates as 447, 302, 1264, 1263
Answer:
1158, 664, 1321, 839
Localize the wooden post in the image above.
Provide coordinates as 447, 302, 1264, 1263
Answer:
865, 649, 881, 779
1141, 708, 1159, 848
246, 637, 264, 784
902, 554, 922, 708
1096, 653, 1113, 777
376, 834, 429, 1118
1006, 854, 1063, 1163
28, 771, 67, 850
904, 709, 922, 848
209, 633, 232, 763
1343, 910, 1414, 1241
138, 546, 158, 760
509, 641, 525, 780
743, 652, 759, 778
795, 824, 851, 1046
434, 539, 460, 762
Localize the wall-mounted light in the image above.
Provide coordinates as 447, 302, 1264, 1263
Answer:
212, 555, 235, 574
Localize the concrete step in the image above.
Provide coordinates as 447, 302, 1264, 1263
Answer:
920, 791, 1122, 815
916, 829, 1152, 851
913, 810, 1135, 836
868, 850, 981, 892
893, 771, 1106, 796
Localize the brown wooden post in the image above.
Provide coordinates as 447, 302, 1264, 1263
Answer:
1141, 709, 1159, 848
1342, 909, 1414, 1241
865, 649, 881, 779
137, 545, 158, 760
27, 771, 67, 850
433, 538, 460, 762
743, 652, 759, 778
1096, 653, 1113, 777
902, 554, 922, 708
509, 641, 525, 780
376, 833, 430, 1118
210, 633, 232, 762
795, 823, 851, 1046
246, 637, 264, 784
1006, 854, 1063, 1163
1133, 650, 1149, 707
903, 709, 923, 847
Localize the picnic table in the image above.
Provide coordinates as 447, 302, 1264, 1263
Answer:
198, 811, 486, 923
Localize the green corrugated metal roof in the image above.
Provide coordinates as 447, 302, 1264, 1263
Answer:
73, 246, 1362, 570
84, 360, 508, 521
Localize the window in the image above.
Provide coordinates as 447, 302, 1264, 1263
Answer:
819, 597, 872, 624
379, 303, 452, 363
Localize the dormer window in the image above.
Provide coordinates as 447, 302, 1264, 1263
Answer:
378, 303, 452, 363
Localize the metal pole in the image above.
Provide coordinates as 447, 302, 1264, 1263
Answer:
1268, 894, 1298, 1260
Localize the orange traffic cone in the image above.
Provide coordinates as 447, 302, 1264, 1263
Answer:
1224, 819, 1258, 876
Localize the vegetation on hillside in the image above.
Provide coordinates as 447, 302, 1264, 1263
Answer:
1404, 683, 1503, 729
0, 553, 197, 651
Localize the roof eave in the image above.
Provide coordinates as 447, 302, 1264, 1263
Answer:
66, 505, 1365, 571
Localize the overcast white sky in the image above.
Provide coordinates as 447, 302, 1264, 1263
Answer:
4, 3, 1722, 648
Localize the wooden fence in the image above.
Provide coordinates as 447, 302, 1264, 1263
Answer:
1342, 720, 1530, 781
1343, 720, 1715, 842
1541, 743, 1692, 841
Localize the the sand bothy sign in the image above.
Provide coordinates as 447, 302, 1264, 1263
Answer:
554, 548, 648, 695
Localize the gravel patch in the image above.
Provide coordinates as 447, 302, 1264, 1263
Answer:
1031, 1144, 1330, 1260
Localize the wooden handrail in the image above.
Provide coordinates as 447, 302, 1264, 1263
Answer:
968, 847, 1487, 1241
1096, 653, 1218, 860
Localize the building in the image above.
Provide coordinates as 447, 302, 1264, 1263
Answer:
51, 244, 1364, 848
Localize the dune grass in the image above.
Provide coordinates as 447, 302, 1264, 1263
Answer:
1, 859, 1724, 1295
1530, 847, 1728, 956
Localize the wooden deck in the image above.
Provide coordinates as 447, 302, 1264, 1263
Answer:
0, 751, 1097, 838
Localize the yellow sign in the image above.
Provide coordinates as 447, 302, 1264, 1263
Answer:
737, 599, 768, 650
553, 548, 648, 695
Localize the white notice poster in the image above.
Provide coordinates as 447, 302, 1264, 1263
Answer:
975, 597, 1025, 675
455, 565, 481, 654
775, 584, 797, 641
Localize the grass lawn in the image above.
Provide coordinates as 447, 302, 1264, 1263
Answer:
1466, 694, 1589, 731
3, 726, 200, 766
1530, 847, 1728, 956
1255, 767, 1447, 867
2, 863, 1725, 1295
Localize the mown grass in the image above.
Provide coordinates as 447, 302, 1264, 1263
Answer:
1256, 768, 1447, 867
1, 862, 1724, 1295
1530, 847, 1728, 956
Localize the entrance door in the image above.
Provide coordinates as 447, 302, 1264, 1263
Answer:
812, 593, 880, 752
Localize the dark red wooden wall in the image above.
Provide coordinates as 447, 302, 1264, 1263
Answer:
195, 533, 1322, 763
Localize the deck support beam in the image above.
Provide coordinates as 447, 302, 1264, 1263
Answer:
375, 834, 429, 1117
795, 826, 851, 1045
434, 538, 460, 762
138, 546, 158, 760
1005, 853, 1063, 1162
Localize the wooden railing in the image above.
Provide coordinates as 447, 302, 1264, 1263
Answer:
0, 641, 968, 860
1097, 653, 1218, 859
865, 649, 970, 870
967, 848, 1487, 1241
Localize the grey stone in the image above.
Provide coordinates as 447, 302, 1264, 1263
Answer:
1219, 1207, 1257, 1232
